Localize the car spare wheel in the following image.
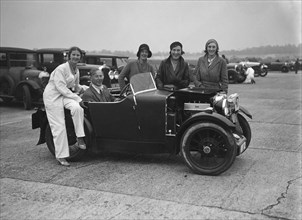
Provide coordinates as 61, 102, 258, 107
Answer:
45, 115, 89, 161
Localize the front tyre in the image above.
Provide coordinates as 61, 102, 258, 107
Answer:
260, 69, 268, 77
180, 122, 236, 175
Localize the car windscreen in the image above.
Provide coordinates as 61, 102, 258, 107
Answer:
130, 72, 156, 95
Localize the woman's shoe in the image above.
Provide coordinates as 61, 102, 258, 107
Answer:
77, 137, 86, 150
56, 158, 70, 166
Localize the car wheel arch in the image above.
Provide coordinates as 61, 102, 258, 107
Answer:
15, 80, 40, 98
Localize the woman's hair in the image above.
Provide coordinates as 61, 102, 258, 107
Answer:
68, 46, 83, 59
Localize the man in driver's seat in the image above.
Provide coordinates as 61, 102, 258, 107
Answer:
82, 67, 116, 102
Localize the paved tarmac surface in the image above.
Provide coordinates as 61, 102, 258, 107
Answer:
0, 71, 301, 220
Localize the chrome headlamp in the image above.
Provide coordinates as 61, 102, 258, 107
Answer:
114, 70, 119, 80
213, 93, 228, 115
213, 93, 239, 116
109, 70, 114, 80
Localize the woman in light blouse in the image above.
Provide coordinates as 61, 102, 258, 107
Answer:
43, 46, 87, 166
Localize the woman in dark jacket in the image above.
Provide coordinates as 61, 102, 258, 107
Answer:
192, 39, 228, 93
155, 41, 190, 90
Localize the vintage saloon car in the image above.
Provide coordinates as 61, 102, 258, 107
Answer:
37, 49, 122, 92
0, 47, 45, 110
265, 61, 290, 73
84, 53, 129, 92
32, 72, 252, 175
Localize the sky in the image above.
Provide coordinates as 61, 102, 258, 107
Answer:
0, 0, 301, 54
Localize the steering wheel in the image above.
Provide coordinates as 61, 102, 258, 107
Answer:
119, 83, 132, 98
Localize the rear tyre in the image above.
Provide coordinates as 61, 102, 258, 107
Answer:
45, 116, 88, 161
22, 85, 32, 110
281, 66, 289, 73
260, 69, 268, 77
180, 122, 236, 175
0, 79, 14, 102
228, 69, 238, 84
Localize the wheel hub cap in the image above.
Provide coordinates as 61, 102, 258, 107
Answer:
203, 146, 211, 154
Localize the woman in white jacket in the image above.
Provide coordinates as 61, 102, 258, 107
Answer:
43, 46, 86, 166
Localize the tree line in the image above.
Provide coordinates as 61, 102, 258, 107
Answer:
89, 44, 301, 58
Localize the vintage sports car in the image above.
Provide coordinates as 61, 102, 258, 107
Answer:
227, 63, 247, 84
32, 72, 252, 175
240, 61, 268, 77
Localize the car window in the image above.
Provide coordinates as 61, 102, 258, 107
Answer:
130, 72, 156, 95
0, 52, 7, 67
41, 53, 64, 63
98, 58, 112, 66
9, 53, 36, 67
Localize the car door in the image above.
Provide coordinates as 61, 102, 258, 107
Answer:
88, 96, 141, 141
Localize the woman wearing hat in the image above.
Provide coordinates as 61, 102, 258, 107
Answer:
118, 43, 156, 90
192, 39, 228, 93
155, 41, 190, 90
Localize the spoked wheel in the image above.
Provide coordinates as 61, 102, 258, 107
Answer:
227, 69, 238, 84
260, 69, 268, 77
180, 122, 236, 175
45, 112, 88, 161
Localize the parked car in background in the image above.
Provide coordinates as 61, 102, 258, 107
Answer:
0, 47, 46, 110
265, 61, 290, 73
288, 59, 302, 71
83, 53, 128, 91
227, 63, 246, 84
36, 48, 70, 73
37, 48, 122, 94
239, 61, 268, 77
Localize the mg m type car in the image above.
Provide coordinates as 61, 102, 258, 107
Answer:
32, 72, 252, 175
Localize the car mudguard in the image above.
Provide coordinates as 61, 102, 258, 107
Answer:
16, 80, 41, 91
176, 112, 236, 153
239, 106, 252, 119
178, 112, 235, 137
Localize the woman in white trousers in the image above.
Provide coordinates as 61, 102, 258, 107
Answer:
43, 46, 87, 166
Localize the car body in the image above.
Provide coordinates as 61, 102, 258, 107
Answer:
265, 61, 290, 73
0, 47, 46, 109
32, 72, 252, 175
